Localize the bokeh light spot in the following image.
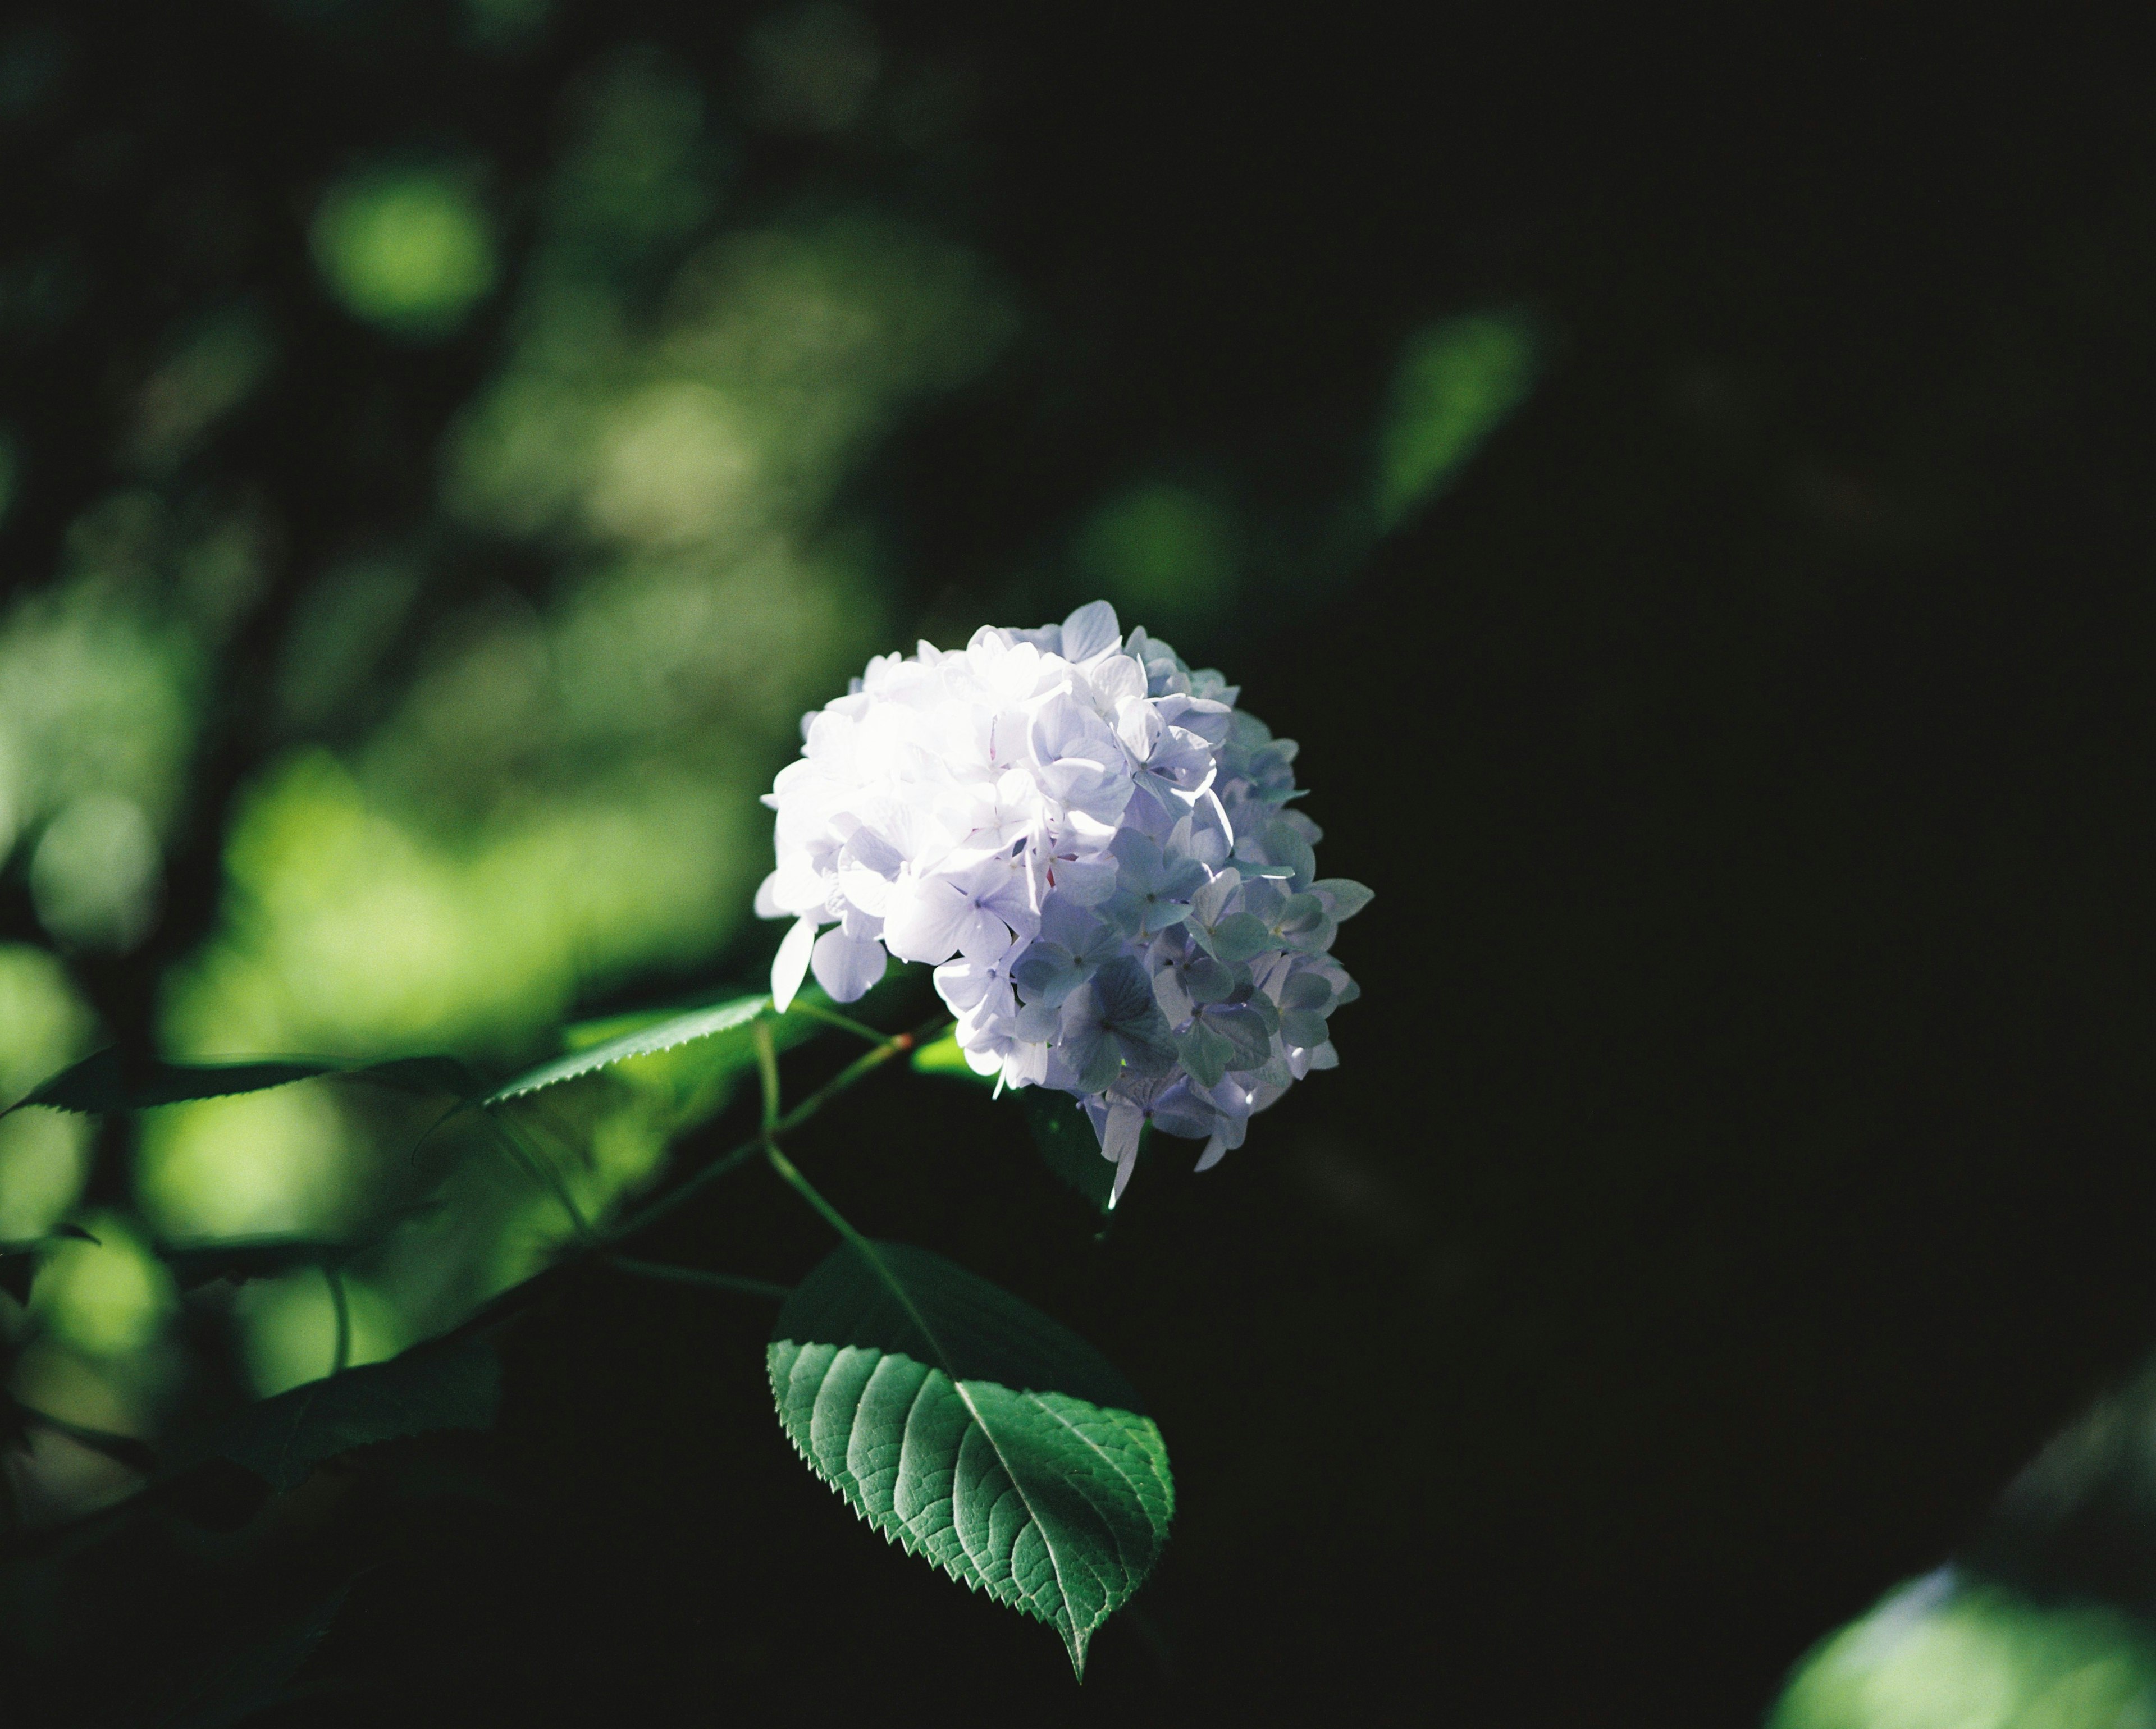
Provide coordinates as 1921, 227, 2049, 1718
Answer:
1074, 483, 1238, 632
30, 1214, 174, 1359
1769, 1570, 2156, 1729
1376, 310, 1538, 526
29, 792, 160, 951
312, 168, 500, 339
236, 1269, 406, 1397
135, 1083, 361, 1240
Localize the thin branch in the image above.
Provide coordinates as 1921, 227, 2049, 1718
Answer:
325, 1263, 351, 1376
754, 1018, 782, 1133
479, 1106, 599, 1246
606, 1258, 791, 1301
784, 1001, 889, 1046
609, 1015, 949, 1244
765, 1142, 864, 1248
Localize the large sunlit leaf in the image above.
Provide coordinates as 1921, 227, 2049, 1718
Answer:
205, 1339, 501, 1492
6, 1050, 476, 1115
769, 1240, 1172, 1675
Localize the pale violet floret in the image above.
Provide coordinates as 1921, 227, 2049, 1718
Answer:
755, 600, 1370, 1205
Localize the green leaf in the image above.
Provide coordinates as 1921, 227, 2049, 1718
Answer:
6, 1050, 475, 1115
207, 1340, 501, 1492
486, 991, 781, 1103
10, 1051, 334, 1114
911, 1028, 995, 1085
770, 1240, 1172, 1675
155, 1197, 447, 1291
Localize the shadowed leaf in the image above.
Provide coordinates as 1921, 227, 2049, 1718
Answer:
7, 1051, 476, 1115
208, 1341, 501, 1492
0, 1394, 157, 1475
156, 1238, 352, 1290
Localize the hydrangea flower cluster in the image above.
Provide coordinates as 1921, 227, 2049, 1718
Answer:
756, 601, 1371, 1205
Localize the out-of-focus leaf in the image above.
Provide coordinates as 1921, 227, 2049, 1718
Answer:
1766, 1570, 2156, 1729
346, 1055, 479, 1097
0, 1393, 157, 1475
8, 1051, 334, 1114
770, 1239, 1173, 1677
0, 1223, 99, 1305
910, 1027, 994, 1084
155, 1238, 350, 1291
6, 1051, 475, 1115
1374, 310, 1539, 526
208, 1340, 501, 1492
155, 1201, 444, 1290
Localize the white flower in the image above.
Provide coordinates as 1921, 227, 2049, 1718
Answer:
756, 601, 1371, 1206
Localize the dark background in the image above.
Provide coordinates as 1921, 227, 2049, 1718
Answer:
1, 4, 2152, 1723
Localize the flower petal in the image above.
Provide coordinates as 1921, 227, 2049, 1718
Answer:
771, 915, 820, 1013
811, 928, 888, 1003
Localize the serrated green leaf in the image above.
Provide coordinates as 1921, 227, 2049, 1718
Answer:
485, 991, 778, 1103
911, 1028, 995, 1084
208, 1340, 501, 1491
10, 1051, 336, 1114
769, 1240, 1172, 1676
6, 1051, 474, 1115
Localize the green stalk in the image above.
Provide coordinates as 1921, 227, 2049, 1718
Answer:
325, 1263, 351, 1376
606, 1258, 791, 1301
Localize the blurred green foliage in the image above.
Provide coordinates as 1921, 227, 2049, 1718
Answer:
0, 30, 1027, 1515
311, 167, 500, 340
1375, 312, 1538, 527
1074, 483, 1239, 634
1770, 1573, 2156, 1729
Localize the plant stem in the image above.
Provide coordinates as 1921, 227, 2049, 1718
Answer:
325, 1263, 351, 1376
607, 1016, 947, 1244
482, 1108, 599, 1245
785, 1001, 889, 1046
754, 1019, 782, 1132
606, 1258, 791, 1301
764, 1142, 865, 1248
